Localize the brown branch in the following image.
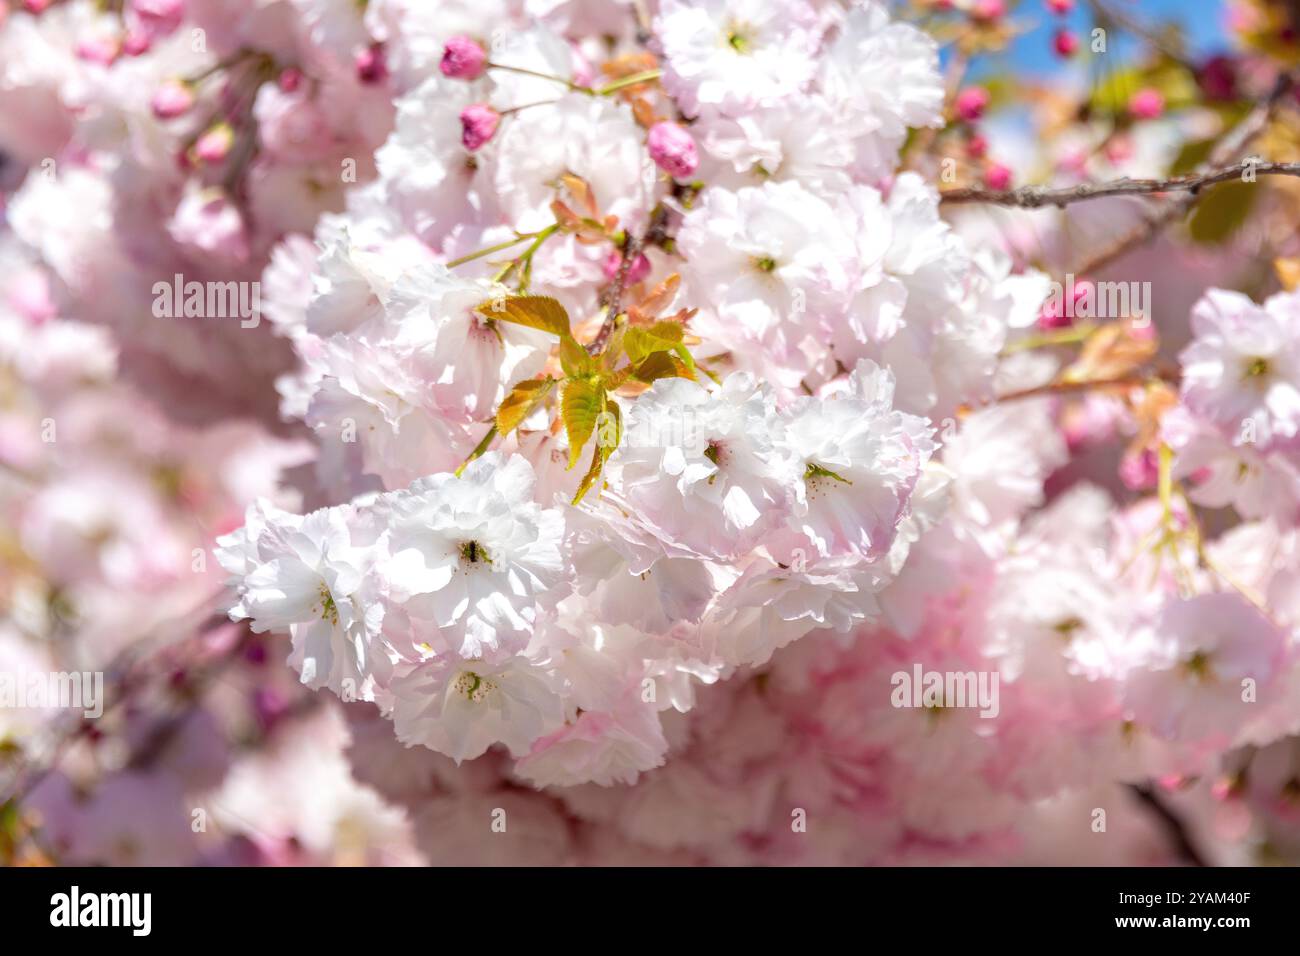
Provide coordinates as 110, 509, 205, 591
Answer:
1085, 0, 1193, 70
991, 375, 1148, 405
1070, 71, 1297, 275
588, 230, 640, 355
940, 161, 1300, 209
1128, 783, 1208, 867
588, 194, 676, 355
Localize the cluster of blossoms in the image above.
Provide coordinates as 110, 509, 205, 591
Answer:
205, 0, 1300, 864
5, 0, 1300, 866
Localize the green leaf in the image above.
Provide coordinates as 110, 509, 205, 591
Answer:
561, 378, 605, 468
1187, 181, 1258, 245
624, 325, 696, 377
623, 326, 677, 363
1089, 67, 1144, 117
455, 424, 499, 477
573, 398, 621, 504
477, 295, 571, 338
495, 378, 554, 437
630, 351, 690, 384
559, 335, 595, 378
1167, 138, 1214, 176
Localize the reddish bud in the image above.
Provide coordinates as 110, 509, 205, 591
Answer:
440, 35, 488, 80
954, 86, 990, 122
278, 67, 304, 93
603, 249, 652, 285
194, 123, 235, 163
983, 161, 1012, 191
1128, 87, 1164, 120
1053, 28, 1079, 58
1197, 55, 1238, 102
647, 121, 699, 179
355, 43, 388, 85
121, 30, 152, 56
151, 80, 194, 120
459, 104, 500, 151
972, 0, 1005, 21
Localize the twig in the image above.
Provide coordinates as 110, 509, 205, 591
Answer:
939, 161, 1300, 208
1070, 70, 1297, 275
1085, 0, 1194, 70
1128, 783, 1208, 867
588, 231, 641, 355
991, 374, 1148, 405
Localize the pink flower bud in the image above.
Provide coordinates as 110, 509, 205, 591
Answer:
151, 80, 194, 120
1128, 87, 1165, 119
965, 133, 988, 159
954, 86, 990, 122
1053, 28, 1079, 58
23, 0, 54, 13
440, 35, 487, 80
121, 30, 152, 56
76, 37, 120, 65
647, 121, 698, 179
983, 162, 1012, 191
130, 0, 184, 35
1197, 55, 1238, 102
1046, 0, 1073, 13
1119, 446, 1159, 491
1039, 279, 1090, 329
355, 43, 388, 85
603, 249, 651, 285
278, 67, 303, 93
972, 0, 1004, 21
194, 123, 234, 163
459, 104, 500, 151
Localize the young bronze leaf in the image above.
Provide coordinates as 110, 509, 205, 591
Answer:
477, 295, 571, 339
561, 378, 605, 468
559, 335, 595, 378
495, 378, 554, 438
624, 326, 696, 375
630, 350, 691, 384
573, 398, 621, 504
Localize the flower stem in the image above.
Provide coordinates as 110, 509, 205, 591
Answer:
596, 69, 662, 96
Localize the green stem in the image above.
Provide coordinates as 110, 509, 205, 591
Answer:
1001, 322, 1098, 355
456, 425, 499, 477
596, 69, 662, 96
487, 62, 589, 92
447, 233, 534, 268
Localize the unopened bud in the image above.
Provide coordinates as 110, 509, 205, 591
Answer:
194, 123, 235, 163
152, 80, 194, 120
440, 35, 487, 80
459, 104, 500, 151
954, 86, 990, 122
355, 43, 388, 85
647, 121, 698, 179
1128, 88, 1165, 120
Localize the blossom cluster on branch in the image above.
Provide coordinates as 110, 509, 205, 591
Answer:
4, 0, 1300, 866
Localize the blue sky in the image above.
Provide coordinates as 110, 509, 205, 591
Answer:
967, 0, 1232, 77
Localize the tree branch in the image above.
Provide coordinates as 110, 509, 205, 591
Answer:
939, 161, 1300, 209
1085, 0, 1194, 70
1071, 70, 1297, 275
991, 375, 1149, 405
1128, 782, 1209, 867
